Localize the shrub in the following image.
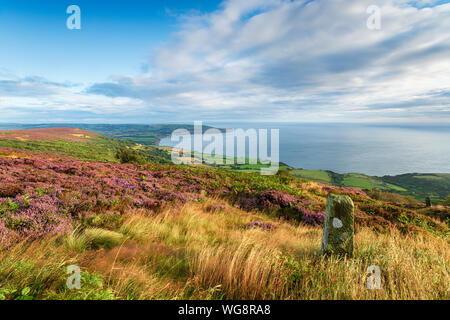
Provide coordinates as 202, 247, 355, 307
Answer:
276, 169, 291, 177
115, 148, 146, 165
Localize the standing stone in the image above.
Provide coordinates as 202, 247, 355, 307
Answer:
321, 194, 354, 257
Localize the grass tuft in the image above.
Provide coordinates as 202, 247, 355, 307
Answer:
84, 228, 125, 250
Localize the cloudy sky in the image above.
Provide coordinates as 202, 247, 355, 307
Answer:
0, 0, 449, 123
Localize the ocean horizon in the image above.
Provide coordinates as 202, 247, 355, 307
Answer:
159, 122, 450, 176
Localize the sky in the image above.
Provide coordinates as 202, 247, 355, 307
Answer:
0, 0, 449, 123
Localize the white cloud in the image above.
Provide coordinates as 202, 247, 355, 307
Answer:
2, 0, 449, 122
107, 0, 450, 122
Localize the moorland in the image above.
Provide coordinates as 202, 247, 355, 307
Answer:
0, 126, 448, 300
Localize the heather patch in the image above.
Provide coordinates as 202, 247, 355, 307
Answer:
0, 151, 446, 244
239, 190, 325, 226
0, 128, 99, 143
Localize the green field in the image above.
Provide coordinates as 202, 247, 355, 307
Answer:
289, 169, 333, 184
340, 173, 407, 191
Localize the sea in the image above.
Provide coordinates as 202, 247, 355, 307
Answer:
159, 122, 450, 176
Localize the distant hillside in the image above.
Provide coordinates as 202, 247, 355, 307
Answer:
382, 173, 450, 201
0, 127, 99, 142
290, 169, 450, 201
0, 127, 171, 164
0, 123, 220, 146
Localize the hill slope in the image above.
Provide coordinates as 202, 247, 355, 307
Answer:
0, 127, 171, 164
0, 127, 448, 300
2, 124, 448, 201
290, 169, 450, 202
0, 145, 448, 300
0, 123, 220, 146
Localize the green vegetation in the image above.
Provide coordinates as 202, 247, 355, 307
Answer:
0, 201, 448, 300
290, 169, 333, 184
84, 228, 125, 250
0, 248, 114, 300
290, 170, 450, 201
382, 173, 450, 201
444, 195, 450, 206
342, 175, 380, 189
0, 134, 171, 164
115, 147, 146, 164
0, 136, 124, 162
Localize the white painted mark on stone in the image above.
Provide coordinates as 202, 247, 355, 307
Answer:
367, 265, 382, 289
332, 218, 343, 229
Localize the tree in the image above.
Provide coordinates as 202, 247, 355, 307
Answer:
115, 147, 146, 165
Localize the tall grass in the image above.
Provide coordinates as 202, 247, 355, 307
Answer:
0, 199, 448, 300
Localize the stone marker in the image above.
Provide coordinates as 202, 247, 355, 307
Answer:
321, 194, 354, 257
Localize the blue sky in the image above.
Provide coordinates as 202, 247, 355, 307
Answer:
0, 0, 449, 123
0, 0, 221, 82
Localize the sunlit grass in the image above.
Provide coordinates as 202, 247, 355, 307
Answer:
1, 198, 448, 300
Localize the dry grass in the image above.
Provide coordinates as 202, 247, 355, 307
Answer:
0, 198, 448, 300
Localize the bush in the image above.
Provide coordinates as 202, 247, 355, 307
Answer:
115, 148, 146, 165
276, 169, 291, 177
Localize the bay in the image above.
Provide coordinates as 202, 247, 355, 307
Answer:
159, 122, 450, 176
